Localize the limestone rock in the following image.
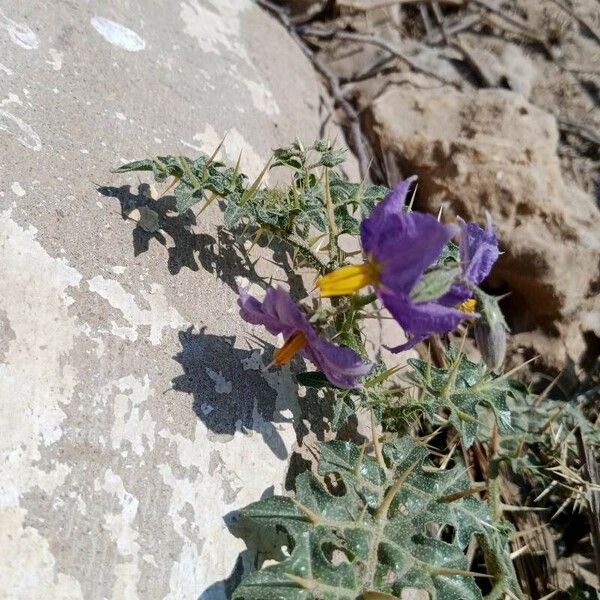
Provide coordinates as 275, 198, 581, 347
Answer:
501, 44, 537, 99
364, 86, 599, 367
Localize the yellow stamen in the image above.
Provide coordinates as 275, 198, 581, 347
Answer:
273, 330, 308, 366
458, 298, 477, 314
317, 262, 380, 297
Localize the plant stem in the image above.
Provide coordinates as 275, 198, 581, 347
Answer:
354, 292, 377, 309
323, 168, 340, 266
284, 233, 328, 274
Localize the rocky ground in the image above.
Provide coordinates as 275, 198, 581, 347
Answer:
270, 0, 600, 396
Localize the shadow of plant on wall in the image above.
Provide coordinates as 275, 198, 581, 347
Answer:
172, 326, 296, 461
97, 184, 266, 286
171, 326, 335, 459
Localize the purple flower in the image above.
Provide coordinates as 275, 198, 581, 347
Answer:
437, 213, 500, 309
459, 213, 499, 285
319, 177, 470, 351
238, 286, 372, 389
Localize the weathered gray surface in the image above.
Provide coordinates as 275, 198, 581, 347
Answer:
0, 2, 347, 598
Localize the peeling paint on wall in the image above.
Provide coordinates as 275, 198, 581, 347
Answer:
0, 0, 341, 595
111, 376, 156, 457
179, 0, 251, 61
0, 209, 83, 596
99, 470, 141, 598
88, 276, 186, 344
90, 17, 146, 52
0, 8, 40, 50
0, 93, 42, 152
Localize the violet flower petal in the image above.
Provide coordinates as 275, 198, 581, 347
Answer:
459, 215, 499, 285
238, 286, 371, 389
360, 175, 418, 254
380, 291, 469, 354
305, 338, 373, 389
376, 213, 457, 296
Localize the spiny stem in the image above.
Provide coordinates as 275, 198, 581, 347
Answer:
441, 332, 466, 398
286, 574, 316, 590
374, 462, 418, 522
370, 409, 386, 470
429, 566, 492, 578
439, 483, 487, 503
354, 442, 366, 480
322, 167, 339, 265
283, 233, 327, 274
292, 499, 321, 524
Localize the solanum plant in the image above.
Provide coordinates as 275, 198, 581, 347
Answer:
115, 140, 597, 600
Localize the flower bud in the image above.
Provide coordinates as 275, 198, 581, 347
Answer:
473, 291, 508, 371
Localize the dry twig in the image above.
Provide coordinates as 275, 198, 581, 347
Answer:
558, 118, 600, 147
547, 0, 600, 46
298, 26, 462, 88
575, 428, 600, 578
337, 0, 464, 10
449, 37, 494, 87
255, 0, 371, 177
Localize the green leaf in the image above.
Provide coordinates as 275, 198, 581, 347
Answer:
330, 394, 358, 433
410, 266, 461, 303
174, 181, 201, 213
400, 348, 514, 448
113, 158, 156, 174
234, 437, 493, 600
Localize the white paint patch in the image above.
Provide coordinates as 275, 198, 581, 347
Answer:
99, 470, 141, 599
0, 509, 84, 599
11, 181, 25, 197
0, 92, 20, 107
191, 124, 266, 179
0, 62, 13, 76
110, 376, 156, 457
0, 93, 42, 152
115, 112, 127, 121
90, 16, 146, 52
179, 0, 251, 62
88, 276, 186, 344
100, 470, 140, 556
158, 387, 297, 596
158, 464, 205, 600
46, 48, 63, 71
0, 8, 40, 50
240, 76, 280, 116
0, 209, 83, 597
205, 368, 232, 394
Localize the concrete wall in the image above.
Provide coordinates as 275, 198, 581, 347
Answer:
0, 2, 347, 598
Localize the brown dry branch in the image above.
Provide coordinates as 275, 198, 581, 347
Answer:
558, 118, 600, 147
548, 0, 600, 46
471, 0, 537, 36
426, 11, 484, 43
256, 0, 372, 177
337, 0, 464, 10
298, 26, 463, 88
448, 37, 495, 86
575, 428, 600, 578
